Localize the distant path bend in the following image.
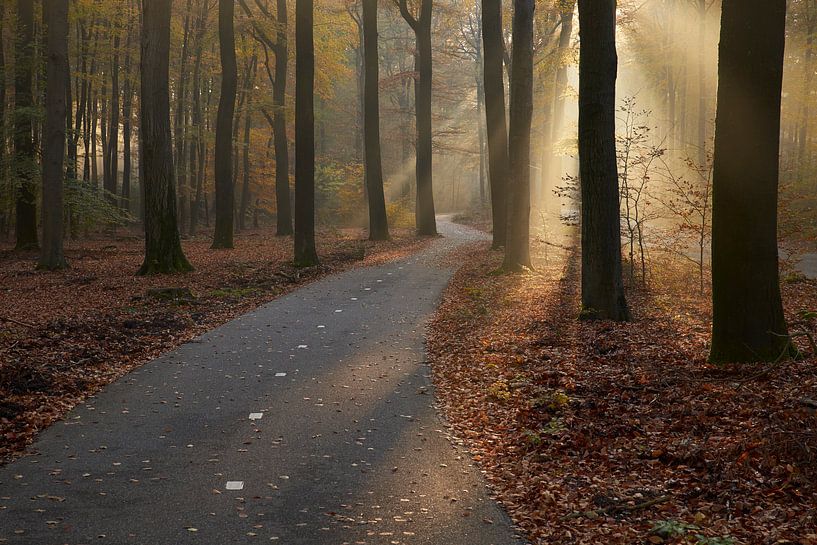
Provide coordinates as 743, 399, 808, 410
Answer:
0, 217, 527, 545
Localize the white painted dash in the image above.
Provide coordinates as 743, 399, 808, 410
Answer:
275, 372, 287, 377
225, 481, 244, 490
249, 413, 263, 420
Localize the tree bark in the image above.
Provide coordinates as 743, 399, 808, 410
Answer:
138, 0, 192, 275
577, 0, 629, 321
550, 1, 574, 182
398, 0, 436, 236
14, 0, 38, 250
481, 0, 508, 249
105, 32, 121, 205
175, 0, 193, 235
39, 0, 69, 270
121, 1, 135, 211
294, 0, 319, 266
362, 0, 389, 241
213, 0, 237, 248
503, 0, 534, 270
709, 0, 789, 363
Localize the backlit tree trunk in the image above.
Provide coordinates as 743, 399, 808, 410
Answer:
577, 0, 629, 321
294, 0, 319, 266
39, 0, 69, 270
398, 0, 436, 236
481, 0, 508, 249
139, 0, 192, 275
213, 0, 237, 249
503, 0, 534, 270
362, 0, 389, 241
709, 0, 789, 363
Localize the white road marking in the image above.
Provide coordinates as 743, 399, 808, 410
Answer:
275, 372, 287, 377
225, 481, 244, 490
249, 413, 263, 420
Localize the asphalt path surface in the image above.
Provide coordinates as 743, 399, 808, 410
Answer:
0, 218, 526, 545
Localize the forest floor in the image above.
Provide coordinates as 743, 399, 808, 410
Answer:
427, 231, 817, 545
0, 227, 429, 465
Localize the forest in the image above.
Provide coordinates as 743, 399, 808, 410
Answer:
0, 0, 816, 544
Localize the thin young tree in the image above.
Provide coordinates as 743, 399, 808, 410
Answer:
709, 0, 790, 363
503, 0, 534, 271
481, 0, 508, 249
14, 0, 38, 250
38, 0, 69, 270
213, 0, 238, 249
397, 0, 436, 236
577, 0, 629, 321
363, 0, 389, 241
139, 0, 192, 275
294, 0, 319, 266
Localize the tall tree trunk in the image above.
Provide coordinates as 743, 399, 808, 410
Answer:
474, 13, 487, 207
709, 0, 789, 363
577, 0, 629, 321
189, 0, 208, 235
696, 0, 707, 166
39, 0, 69, 270
106, 33, 121, 204
139, 0, 192, 275
482, 0, 508, 248
121, 1, 135, 211
238, 53, 257, 232
272, 0, 293, 236
798, 0, 815, 170
175, 0, 193, 235
362, 0, 389, 241
213, 0, 237, 248
398, 0, 436, 236
14, 0, 38, 250
503, 0, 534, 270
550, 1, 574, 182
294, 0, 319, 266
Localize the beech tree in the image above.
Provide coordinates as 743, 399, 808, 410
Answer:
576, 0, 629, 321
503, 0, 534, 271
363, 0, 390, 241
481, 0, 508, 249
397, 0, 436, 236
139, 0, 192, 274
14, 0, 38, 250
294, 0, 319, 266
709, 0, 790, 363
213, 0, 238, 249
39, 0, 69, 270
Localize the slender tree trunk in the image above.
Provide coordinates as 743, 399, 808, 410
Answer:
106, 33, 120, 204
189, 0, 208, 235
121, 2, 135, 210
503, 0, 534, 270
696, 0, 707, 166
238, 55, 255, 233
213, 0, 237, 248
175, 0, 192, 235
272, 0, 293, 236
139, 0, 192, 275
550, 1, 574, 181
362, 0, 389, 241
39, 0, 69, 270
475, 16, 487, 207
482, 0, 509, 248
398, 0, 436, 236
577, 0, 629, 321
709, 0, 789, 363
294, 0, 319, 266
14, 0, 38, 250
798, 1, 815, 170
